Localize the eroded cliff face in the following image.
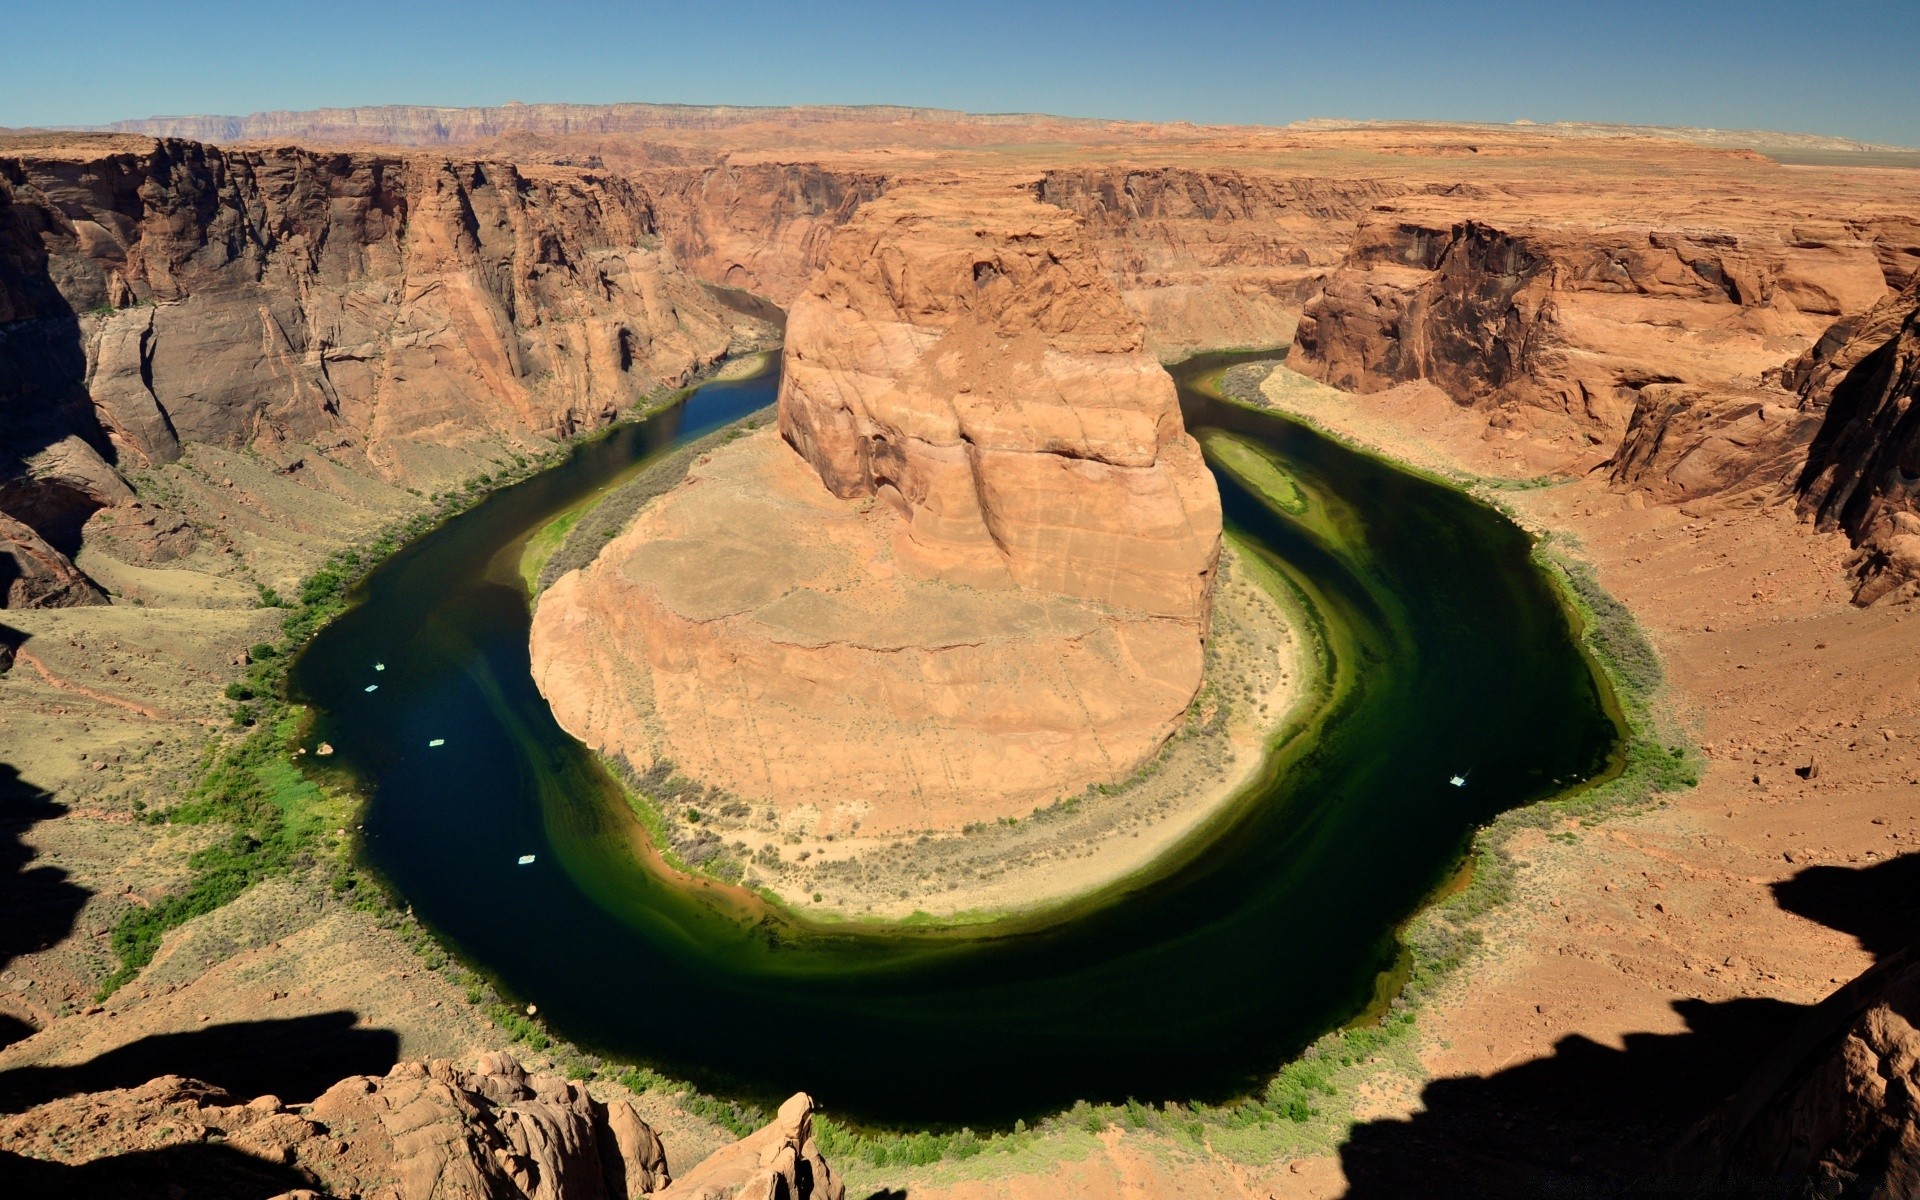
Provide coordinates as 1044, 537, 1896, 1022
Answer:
641, 163, 890, 303
638, 162, 1425, 361
1036, 168, 1479, 358
1294, 215, 1896, 456
0, 136, 753, 606
0, 1051, 843, 1200
777, 185, 1222, 617
533, 185, 1222, 830
1793, 278, 1920, 603
1677, 944, 1920, 1195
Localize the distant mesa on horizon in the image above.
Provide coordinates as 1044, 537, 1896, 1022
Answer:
7, 100, 1909, 156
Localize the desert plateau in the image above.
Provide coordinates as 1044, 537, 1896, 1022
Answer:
5, 14, 1920, 1197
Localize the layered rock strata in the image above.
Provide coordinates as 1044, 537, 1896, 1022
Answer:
534, 186, 1222, 830
0, 1051, 842, 1200
1294, 215, 1898, 455
0, 136, 755, 606
1794, 278, 1920, 602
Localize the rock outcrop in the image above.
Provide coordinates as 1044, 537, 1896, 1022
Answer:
0, 1051, 839, 1200
1035, 169, 1478, 358
533, 185, 1222, 830
0, 511, 105, 607
1294, 216, 1894, 455
0, 135, 757, 606
641, 163, 890, 302
1609, 277, 1920, 603
777, 185, 1221, 616
1676, 944, 1920, 1196
1606, 382, 1822, 505
654, 1092, 841, 1200
1792, 277, 1920, 603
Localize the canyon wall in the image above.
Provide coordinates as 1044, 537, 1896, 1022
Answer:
0, 136, 753, 606
1292, 215, 1896, 453
638, 162, 1431, 360
1036, 168, 1475, 358
1793, 277, 1920, 602
533, 185, 1222, 829
639, 162, 890, 302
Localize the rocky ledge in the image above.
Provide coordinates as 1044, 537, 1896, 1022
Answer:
0, 1051, 841, 1200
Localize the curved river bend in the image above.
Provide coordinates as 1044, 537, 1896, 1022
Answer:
292, 354, 1619, 1126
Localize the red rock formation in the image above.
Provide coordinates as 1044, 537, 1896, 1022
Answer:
1676, 944, 1920, 1194
1793, 277, 1920, 603
654, 1091, 842, 1200
0, 1051, 840, 1200
641, 163, 889, 302
1295, 216, 1892, 454
778, 184, 1221, 617
533, 185, 1222, 829
1607, 382, 1820, 505
0, 135, 756, 605
1035, 169, 1477, 357
0, 511, 105, 607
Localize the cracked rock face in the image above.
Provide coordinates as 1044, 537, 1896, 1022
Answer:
776, 185, 1222, 620
532, 185, 1222, 830
0, 1052, 841, 1200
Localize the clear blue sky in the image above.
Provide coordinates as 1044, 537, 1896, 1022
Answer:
10, 0, 1918, 146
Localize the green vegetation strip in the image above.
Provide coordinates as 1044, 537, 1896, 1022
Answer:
93, 358, 747, 1000
95, 349, 1698, 1188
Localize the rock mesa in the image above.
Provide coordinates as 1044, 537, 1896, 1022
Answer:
533, 185, 1221, 830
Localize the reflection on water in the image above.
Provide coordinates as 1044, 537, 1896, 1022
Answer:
292, 354, 1620, 1126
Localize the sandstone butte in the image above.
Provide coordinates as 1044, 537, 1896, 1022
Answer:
531, 184, 1223, 832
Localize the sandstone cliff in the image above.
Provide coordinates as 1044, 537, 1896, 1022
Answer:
1036, 168, 1480, 358
777, 185, 1221, 616
1607, 277, 1920, 604
0, 135, 754, 606
1294, 215, 1897, 455
640, 163, 889, 302
533, 185, 1222, 830
1793, 277, 1920, 603
0, 1051, 841, 1200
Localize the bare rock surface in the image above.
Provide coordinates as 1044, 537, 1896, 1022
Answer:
1293, 216, 1891, 456
1677, 943, 1920, 1196
0, 1051, 835, 1200
777, 184, 1221, 616
1793, 276, 1920, 603
534, 185, 1221, 829
653, 1092, 842, 1200
0, 136, 757, 607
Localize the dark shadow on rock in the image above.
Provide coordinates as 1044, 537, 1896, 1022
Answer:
0, 1014, 36, 1053
0, 1144, 316, 1200
1336, 852, 1920, 1198
0, 1011, 400, 1114
1771, 852, 1920, 960
0, 761, 87, 982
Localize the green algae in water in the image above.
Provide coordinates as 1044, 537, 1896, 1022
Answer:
290, 353, 1621, 1127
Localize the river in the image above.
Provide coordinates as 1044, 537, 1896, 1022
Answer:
290, 352, 1619, 1127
